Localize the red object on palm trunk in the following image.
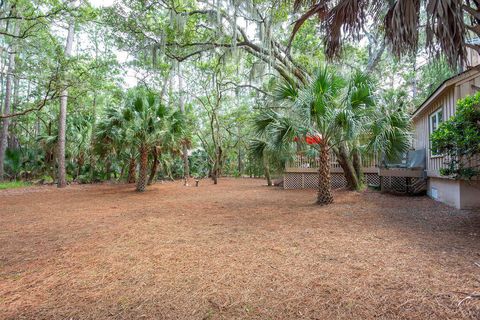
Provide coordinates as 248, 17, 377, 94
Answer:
294, 134, 322, 145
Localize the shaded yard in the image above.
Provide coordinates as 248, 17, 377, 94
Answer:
1, 178, 480, 319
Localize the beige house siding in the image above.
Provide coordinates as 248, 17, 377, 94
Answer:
466, 47, 480, 67
413, 71, 480, 177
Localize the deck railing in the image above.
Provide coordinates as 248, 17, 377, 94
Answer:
286, 151, 378, 170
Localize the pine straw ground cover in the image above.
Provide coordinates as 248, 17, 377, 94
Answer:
1, 178, 479, 319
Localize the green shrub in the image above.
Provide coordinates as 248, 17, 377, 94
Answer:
431, 92, 480, 179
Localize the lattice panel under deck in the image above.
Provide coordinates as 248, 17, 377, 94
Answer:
331, 173, 347, 189
304, 173, 319, 189
365, 173, 380, 186
284, 173, 303, 189
382, 176, 407, 193
284, 172, 380, 190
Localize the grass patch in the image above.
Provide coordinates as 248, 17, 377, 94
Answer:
0, 181, 31, 190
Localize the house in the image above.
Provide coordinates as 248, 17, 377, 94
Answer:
410, 65, 480, 209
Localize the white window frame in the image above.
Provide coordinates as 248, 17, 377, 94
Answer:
429, 107, 444, 157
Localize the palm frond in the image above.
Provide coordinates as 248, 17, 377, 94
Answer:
273, 79, 299, 102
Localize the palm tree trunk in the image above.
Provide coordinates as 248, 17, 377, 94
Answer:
334, 145, 360, 191
352, 148, 365, 188
148, 147, 159, 185
127, 157, 136, 183
136, 145, 148, 192
264, 160, 272, 186
317, 143, 334, 205
105, 159, 111, 181
57, 20, 75, 188
76, 154, 84, 179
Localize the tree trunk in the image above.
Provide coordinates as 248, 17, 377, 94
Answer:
317, 143, 334, 205
264, 162, 272, 186
335, 145, 361, 191
352, 148, 364, 189
76, 154, 84, 179
211, 146, 222, 185
127, 157, 136, 183
136, 145, 149, 192
57, 20, 75, 188
148, 147, 159, 185
211, 158, 219, 185
0, 21, 18, 181
90, 94, 97, 181
105, 160, 111, 181
237, 146, 243, 176
8, 75, 20, 150
0, 55, 3, 115
178, 64, 190, 185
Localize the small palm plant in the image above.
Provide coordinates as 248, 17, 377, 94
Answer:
250, 110, 296, 186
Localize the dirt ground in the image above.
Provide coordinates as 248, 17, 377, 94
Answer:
1, 178, 480, 319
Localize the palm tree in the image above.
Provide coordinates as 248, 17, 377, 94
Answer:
255, 68, 343, 204
263, 67, 410, 204
332, 70, 376, 190
289, 0, 471, 68
122, 92, 168, 192
147, 109, 187, 185
250, 139, 272, 186
94, 106, 126, 181
366, 90, 412, 161
67, 114, 93, 180
250, 111, 297, 186
293, 67, 347, 204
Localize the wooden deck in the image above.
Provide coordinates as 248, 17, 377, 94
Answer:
378, 168, 425, 178
285, 152, 379, 173
284, 152, 380, 189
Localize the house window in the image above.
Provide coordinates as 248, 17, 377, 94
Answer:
429, 107, 443, 156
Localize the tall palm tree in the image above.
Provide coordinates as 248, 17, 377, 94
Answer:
258, 68, 344, 205
293, 67, 346, 204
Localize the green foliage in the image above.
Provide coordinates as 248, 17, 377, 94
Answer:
413, 58, 456, 106
431, 92, 480, 179
189, 149, 210, 178
366, 90, 412, 161
0, 181, 31, 190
